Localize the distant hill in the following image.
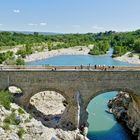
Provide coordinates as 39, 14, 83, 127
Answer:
19, 31, 62, 35
0, 30, 62, 35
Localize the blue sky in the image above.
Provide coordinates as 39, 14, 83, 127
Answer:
0, 0, 140, 33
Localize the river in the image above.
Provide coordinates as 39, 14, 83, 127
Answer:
28, 49, 137, 140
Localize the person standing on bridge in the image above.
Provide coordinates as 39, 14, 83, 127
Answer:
94, 65, 97, 69
88, 64, 91, 70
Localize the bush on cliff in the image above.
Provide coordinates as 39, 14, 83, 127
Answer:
17, 128, 25, 138
0, 91, 14, 110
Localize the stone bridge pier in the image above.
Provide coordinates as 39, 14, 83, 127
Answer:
1, 67, 140, 132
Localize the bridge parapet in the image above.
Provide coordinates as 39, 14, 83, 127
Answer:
1, 65, 140, 71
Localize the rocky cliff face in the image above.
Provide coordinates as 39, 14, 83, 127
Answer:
108, 92, 140, 139
0, 90, 88, 140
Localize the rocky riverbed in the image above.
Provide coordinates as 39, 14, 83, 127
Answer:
108, 91, 140, 139
0, 90, 88, 140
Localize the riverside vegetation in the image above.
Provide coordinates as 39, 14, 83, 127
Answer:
1, 30, 140, 64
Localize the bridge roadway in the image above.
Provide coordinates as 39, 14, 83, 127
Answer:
0, 65, 140, 131
1, 65, 140, 71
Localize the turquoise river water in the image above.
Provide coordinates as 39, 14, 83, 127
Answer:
28, 49, 138, 140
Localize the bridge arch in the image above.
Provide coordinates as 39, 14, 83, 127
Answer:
86, 90, 135, 139
12, 86, 78, 130
28, 87, 69, 104
79, 87, 136, 132
13, 86, 71, 108
29, 89, 68, 129
86, 87, 135, 107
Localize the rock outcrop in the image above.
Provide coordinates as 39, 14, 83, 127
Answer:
0, 102, 88, 140
0, 90, 88, 140
108, 91, 140, 139
30, 91, 66, 128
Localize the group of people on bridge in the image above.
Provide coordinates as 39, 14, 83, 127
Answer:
0, 64, 115, 71
51, 64, 115, 71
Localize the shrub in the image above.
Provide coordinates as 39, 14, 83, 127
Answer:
2, 123, 10, 130
0, 91, 13, 110
3, 116, 11, 124
3, 112, 22, 125
11, 108, 16, 112
16, 57, 25, 65
3, 112, 17, 125
2, 112, 18, 130
4, 59, 16, 65
16, 49, 26, 58
18, 108, 25, 114
113, 46, 128, 56
17, 128, 25, 138
29, 114, 33, 120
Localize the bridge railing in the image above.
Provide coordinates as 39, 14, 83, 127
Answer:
1, 65, 140, 71
0, 65, 80, 70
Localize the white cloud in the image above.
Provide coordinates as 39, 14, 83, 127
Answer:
91, 25, 104, 30
28, 23, 38, 26
40, 22, 47, 26
72, 25, 81, 28
13, 9, 20, 13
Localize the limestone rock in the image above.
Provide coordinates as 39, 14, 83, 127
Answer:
0, 91, 88, 140
9, 132, 19, 140
108, 92, 140, 139
0, 128, 4, 135
8, 86, 22, 94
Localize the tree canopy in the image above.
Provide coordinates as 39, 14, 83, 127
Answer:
0, 29, 140, 64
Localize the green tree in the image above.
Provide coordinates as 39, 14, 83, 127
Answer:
112, 46, 127, 57
133, 40, 140, 53
16, 57, 25, 65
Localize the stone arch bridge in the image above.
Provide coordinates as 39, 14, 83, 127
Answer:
0, 66, 140, 130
